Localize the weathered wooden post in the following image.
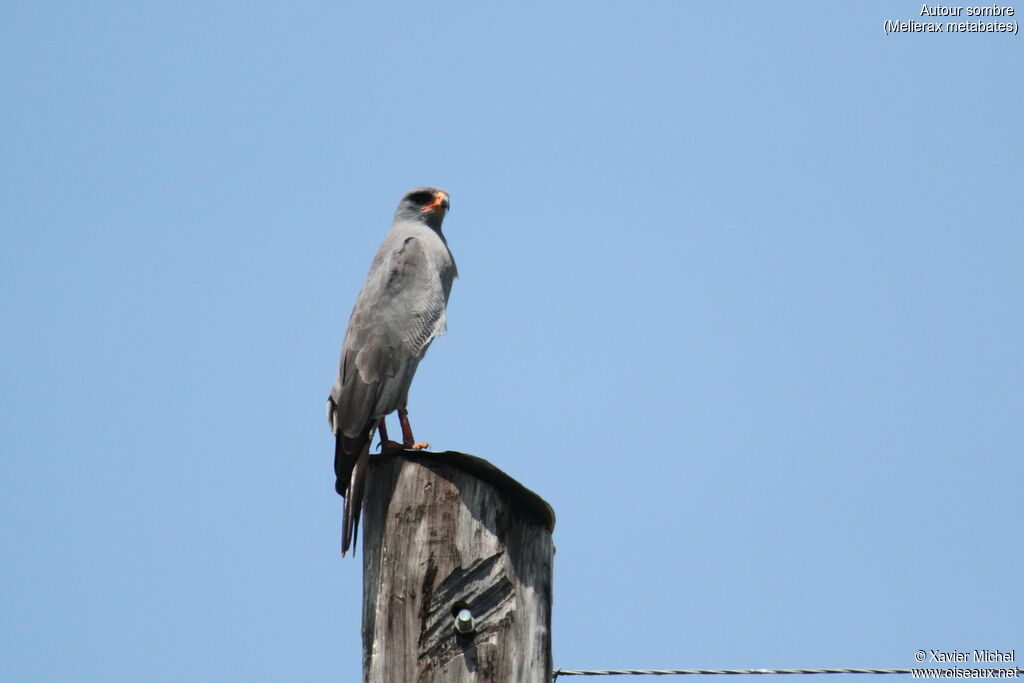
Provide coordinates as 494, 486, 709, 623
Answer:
360, 450, 555, 682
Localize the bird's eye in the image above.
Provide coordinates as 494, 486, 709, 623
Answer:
408, 191, 433, 205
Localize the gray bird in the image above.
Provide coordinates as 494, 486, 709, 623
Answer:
327, 187, 457, 556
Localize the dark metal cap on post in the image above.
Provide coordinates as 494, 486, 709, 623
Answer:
359, 451, 555, 682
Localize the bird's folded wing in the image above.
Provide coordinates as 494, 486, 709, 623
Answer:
330, 232, 451, 441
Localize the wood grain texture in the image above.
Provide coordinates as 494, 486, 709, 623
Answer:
361, 452, 554, 682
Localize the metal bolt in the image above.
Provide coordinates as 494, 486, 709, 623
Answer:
453, 608, 476, 635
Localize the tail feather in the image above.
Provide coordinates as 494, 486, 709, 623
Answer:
341, 439, 371, 556
334, 431, 356, 496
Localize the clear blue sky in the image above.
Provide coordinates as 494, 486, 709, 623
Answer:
2, 2, 1021, 680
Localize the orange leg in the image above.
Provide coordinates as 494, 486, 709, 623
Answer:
398, 408, 429, 450
377, 418, 403, 454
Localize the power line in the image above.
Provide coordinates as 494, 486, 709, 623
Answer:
553, 667, 960, 678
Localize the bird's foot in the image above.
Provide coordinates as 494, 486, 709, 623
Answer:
379, 440, 405, 455
406, 442, 430, 450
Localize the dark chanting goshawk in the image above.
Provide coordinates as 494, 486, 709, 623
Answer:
327, 187, 457, 556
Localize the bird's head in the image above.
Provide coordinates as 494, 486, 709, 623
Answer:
395, 187, 450, 229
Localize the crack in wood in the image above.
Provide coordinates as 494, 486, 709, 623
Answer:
418, 554, 439, 641
417, 551, 515, 666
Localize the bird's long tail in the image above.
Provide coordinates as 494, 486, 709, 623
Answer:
341, 438, 371, 556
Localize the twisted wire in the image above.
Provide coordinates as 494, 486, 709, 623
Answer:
554, 668, 919, 678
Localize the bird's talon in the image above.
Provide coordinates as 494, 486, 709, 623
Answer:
408, 442, 430, 450
379, 440, 405, 455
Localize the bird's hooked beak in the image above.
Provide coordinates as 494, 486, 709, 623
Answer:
421, 191, 450, 213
